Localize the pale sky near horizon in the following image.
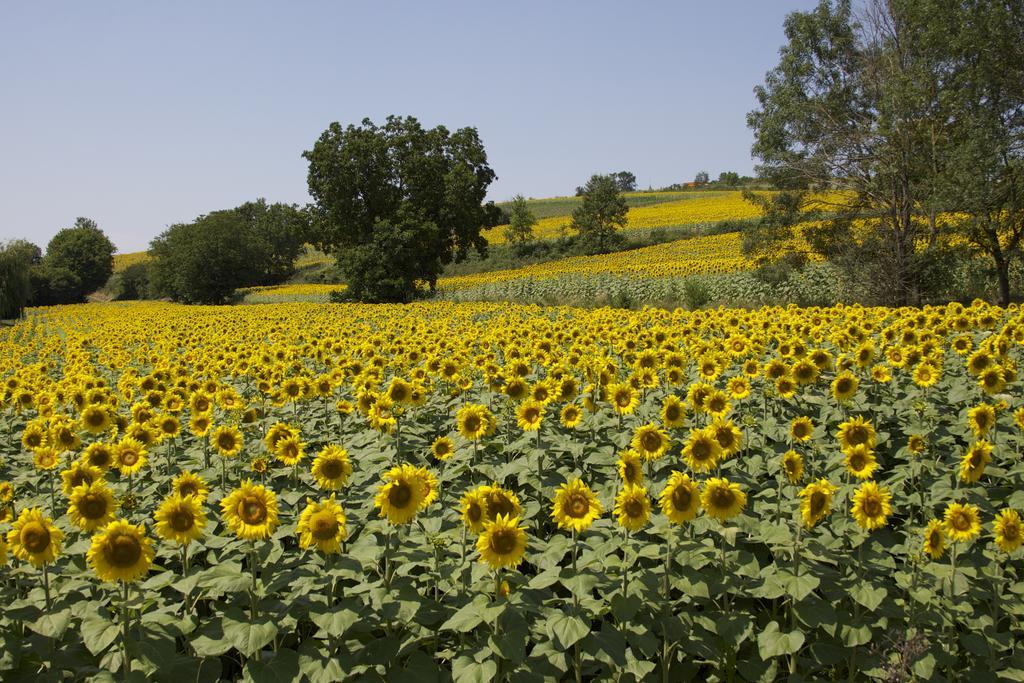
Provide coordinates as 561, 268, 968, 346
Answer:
0, 1, 819, 253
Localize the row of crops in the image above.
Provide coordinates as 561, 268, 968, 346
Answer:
0, 300, 1022, 681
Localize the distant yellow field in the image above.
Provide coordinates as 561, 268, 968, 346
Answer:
112, 251, 150, 272
483, 191, 775, 243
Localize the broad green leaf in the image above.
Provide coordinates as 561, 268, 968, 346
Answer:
756, 621, 804, 659
546, 614, 590, 651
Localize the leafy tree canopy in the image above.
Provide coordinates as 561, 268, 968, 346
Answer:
303, 115, 496, 302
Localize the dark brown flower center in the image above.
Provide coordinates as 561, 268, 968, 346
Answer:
170, 509, 194, 532
623, 499, 644, 518
108, 534, 142, 567
21, 521, 51, 553
238, 496, 267, 525
489, 530, 517, 555
310, 512, 339, 541
567, 494, 589, 518
320, 458, 344, 479
671, 486, 692, 511
80, 494, 107, 519
388, 483, 413, 509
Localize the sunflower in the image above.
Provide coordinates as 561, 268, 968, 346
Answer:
79, 405, 113, 432
21, 422, 48, 451
33, 447, 59, 471
943, 502, 981, 543
460, 488, 489, 533
477, 514, 528, 570
967, 403, 996, 438
614, 485, 651, 531
681, 428, 722, 473
551, 479, 603, 533
659, 471, 701, 524
263, 422, 298, 452
727, 376, 751, 400
7, 507, 63, 567
68, 481, 117, 532
482, 484, 522, 522
220, 480, 280, 540
297, 496, 348, 554
456, 404, 495, 441
60, 462, 102, 496
993, 509, 1023, 554
172, 471, 209, 502
912, 362, 940, 388
921, 518, 946, 559
82, 442, 115, 470
830, 372, 859, 402
0, 482, 12, 503
431, 436, 455, 461
907, 434, 927, 456
154, 494, 207, 546
782, 450, 804, 484
631, 423, 670, 461
709, 419, 743, 458
617, 449, 644, 486
560, 404, 583, 429
850, 481, 893, 531
211, 425, 244, 458
844, 444, 878, 480
87, 519, 154, 583
114, 438, 148, 476
959, 440, 992, 483
837, 416, 876, 452
311, 445, 353, 490
156, 414, 180, 440
790, 417, 814, 443
609, 383, 639, 415
189, 413, 212, 438
274, 435, 306, 466
418, 467, 439, 508
705, 390, 730, 417
978, 366, 1007, 394
871, 364, 892, 383
515, 400, 545, 432
374, 464, 427, 525
701, 478, 746, 522
798, 479, 837, 528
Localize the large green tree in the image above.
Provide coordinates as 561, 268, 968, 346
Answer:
935, 0, 1024, 305
503, 194, 537, 247
571, 174, 628, 254
44, 218, 115, 299
149, 211, 271, 304
747, 0, 947, 305
303, 115, 496, 302
233, 199, 311, 284
0, 240, 39, 318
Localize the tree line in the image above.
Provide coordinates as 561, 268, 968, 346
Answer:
745, 0, 1024, 306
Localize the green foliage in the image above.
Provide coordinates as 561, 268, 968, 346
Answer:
106, 262, 151, 301
303, 115, 496, 302
570, 175, 628, 254
0, 240, 38, 318
503, 194, 537, 248
39, 218, 115, 301
233, 200, 311, 285
149, 212, 271, 304
30, 263, 82, 306
148, 200, 310, 304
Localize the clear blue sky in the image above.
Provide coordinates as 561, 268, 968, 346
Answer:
0, 1, 818, 253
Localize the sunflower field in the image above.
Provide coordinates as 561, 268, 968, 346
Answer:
1, 300, 1023, 681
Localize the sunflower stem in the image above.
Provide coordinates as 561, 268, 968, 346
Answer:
48, 471, 55, 515
121, 580, 131, 679
949, 543, 958, 599
249, 541, 259, 621
621, 528, 629, 596
42, 564, 51, 610
459, 525, 467, 594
